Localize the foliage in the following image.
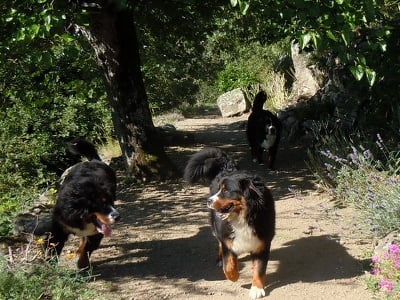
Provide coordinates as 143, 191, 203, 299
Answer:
0, 256, 105, 300
308, 132, 400, 236
233, 0, 400, 87
133, 0, 229, 113
0, 0, 113, 236
216, 62, 257, 93
367, 244, 400, 298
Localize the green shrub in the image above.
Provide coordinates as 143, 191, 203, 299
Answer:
308, 132, 400, 236
215, 40, 290, 94
0, 32, 114, 237
217, 62, 257, 93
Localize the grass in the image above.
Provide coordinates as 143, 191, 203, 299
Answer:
1, 241, 107, 300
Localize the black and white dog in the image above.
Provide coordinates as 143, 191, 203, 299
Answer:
184, 147, 275, 299
246, 91, 282, 169
14, 139, 120, 269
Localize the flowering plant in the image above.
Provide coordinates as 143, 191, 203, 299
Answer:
368, 244, 400, 298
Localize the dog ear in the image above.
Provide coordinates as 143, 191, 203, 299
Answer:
248, 181, 263, 199
240, 178, 263, 199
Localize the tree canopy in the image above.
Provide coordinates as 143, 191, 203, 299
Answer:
231, 0, 400, 87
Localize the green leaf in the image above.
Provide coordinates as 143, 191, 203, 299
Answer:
341, 32, 349, 46
240, 3, 250, 15
365, 68, 376, 86
358, 55, 366, 66
15, 30, 26, 41
312, 32, 320, 49
378, 41, 387, 52
230, 0, 238, 7
326, 30, 338, 42
29, 24, 40, 38
60, 34, 75, 43
350, 65, 364, 81
300, 33, 312, 49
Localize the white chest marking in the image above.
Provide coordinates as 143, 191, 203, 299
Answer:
261, 134, 276, 149
231, 222, 262, 255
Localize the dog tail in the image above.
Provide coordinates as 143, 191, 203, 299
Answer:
252, 90, 267, 112
67, 138, 101, 161
183, 147, 237, 184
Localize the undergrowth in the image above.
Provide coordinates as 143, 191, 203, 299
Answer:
308, 130, 400, 298
308, 131, 400, 237
1, 235, 107, 300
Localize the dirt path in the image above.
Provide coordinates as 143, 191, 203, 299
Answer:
67, 114, 374, 299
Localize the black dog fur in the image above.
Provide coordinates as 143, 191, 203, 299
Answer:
246, 91, 282, 169
49, 139, 120, 269
184, 147, 275, 299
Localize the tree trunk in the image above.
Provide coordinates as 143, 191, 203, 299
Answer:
72, 1, 177, 180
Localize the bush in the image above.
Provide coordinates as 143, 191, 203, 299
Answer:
215, 40, 290, 94
308, 132, 400, 236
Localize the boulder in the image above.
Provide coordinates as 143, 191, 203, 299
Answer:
290, 41, 321, 100
217, 88, 250, 117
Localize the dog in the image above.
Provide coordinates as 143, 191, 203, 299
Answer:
15, 139, 120, 269
184, 147, 275, 299
51, 138, 120, 269
246, 91, 282, 169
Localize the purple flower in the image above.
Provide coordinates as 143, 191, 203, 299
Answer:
363, 149, 373, 160
380, 279, 394, 292
372, 267, 380, 275
389, 244, 400, 255
371, 256, 379, 264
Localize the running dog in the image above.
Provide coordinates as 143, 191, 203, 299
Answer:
184, 147, 275, 299
246, 91, 282, 169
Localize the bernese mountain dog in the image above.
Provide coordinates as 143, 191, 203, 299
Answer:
50, 139, 120, 269
184, 147, 275, 299
246, 91, 282, 169
16, 139, 120, 269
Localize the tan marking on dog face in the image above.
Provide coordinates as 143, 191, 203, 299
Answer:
211, 199, 241, 213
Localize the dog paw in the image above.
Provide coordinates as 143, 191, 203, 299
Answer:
249, 285, 265, 299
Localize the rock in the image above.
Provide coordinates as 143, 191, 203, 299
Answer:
290, 41, 321, 100
374, 231, 400, 258
217, 88, 250, 117
13, 188, 57, 238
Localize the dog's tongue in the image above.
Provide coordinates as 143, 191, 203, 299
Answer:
102, 224, 112, 237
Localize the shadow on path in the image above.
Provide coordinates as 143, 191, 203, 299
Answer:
265, 235, 367, 293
